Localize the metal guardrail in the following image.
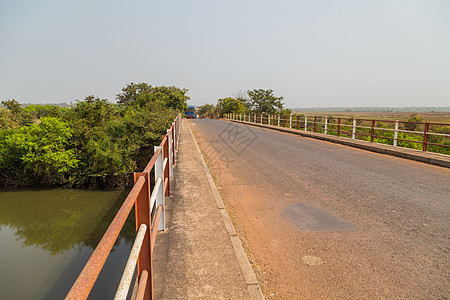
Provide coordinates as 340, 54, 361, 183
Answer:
66, 113, 182, 300
227, 113, 450, 153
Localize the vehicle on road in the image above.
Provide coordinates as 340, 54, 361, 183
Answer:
185, 105, 197, 119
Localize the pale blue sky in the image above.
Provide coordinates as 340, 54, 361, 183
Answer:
1, 0, 449, 107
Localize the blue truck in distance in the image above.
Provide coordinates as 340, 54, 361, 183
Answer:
185, 105, 197, 119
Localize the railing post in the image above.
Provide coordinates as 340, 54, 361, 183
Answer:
296, 115, 299, 130
260, 113, 263, 124
324, 118, 328, 134
278, 115, 280, 127
168, 128, 173, 177
289, 115, 292, 128
154, 146, 165, 231
304, 116, 307, 131
133, 171, 152, 300
163, 137, 170, 196
337, 118, 341, 137
394, 120, 399, 147
352, 119, 356, 139
370, 120, 375, 143
423, 122, 430, 151
314, 116, 317, 133
171, 124, 176, 166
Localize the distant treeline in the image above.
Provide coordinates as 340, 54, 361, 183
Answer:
291, 107, 450, 113
0, 83, 189, 189
22, 102, 72, 108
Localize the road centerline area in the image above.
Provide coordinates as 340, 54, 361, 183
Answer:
191, 119, 450, 299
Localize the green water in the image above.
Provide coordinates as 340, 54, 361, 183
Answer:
0, 188, 135, 299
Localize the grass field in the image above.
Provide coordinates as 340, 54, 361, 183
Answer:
292, 111, 450, 124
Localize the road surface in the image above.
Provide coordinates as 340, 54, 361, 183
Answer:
190, 119, 449, 299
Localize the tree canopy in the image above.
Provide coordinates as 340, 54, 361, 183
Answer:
0, 83, 179, 189
247, 89, 284, 114
216, 97, 246, 116
116, 82, 189, 111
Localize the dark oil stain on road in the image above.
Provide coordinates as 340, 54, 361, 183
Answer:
281, 202, 354, 231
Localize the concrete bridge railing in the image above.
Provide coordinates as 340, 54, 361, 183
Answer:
66, 113, 182, 300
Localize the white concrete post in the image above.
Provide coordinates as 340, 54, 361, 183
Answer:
394, 120, 399, 147
278, 115, 280, 127
324, 118, 328, 134
352, 119, 356, 139
171, 122, 176, 164
304, 116, 308, 131
260, 114, 263, 124
268, 114, 270, 125
289, 115, 292, 128
167, 128, 173, 177
154, 146, 165, 231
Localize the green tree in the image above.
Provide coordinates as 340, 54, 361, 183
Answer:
3, 117, 78, 184
0, 108, 19, 129
1, 99, 22, 113
116, 83, 189, 111
24, 104, 66, 119
116, 82, 154, 105
198, 103, 217, 119
405, 114, 424, 131
279, 109, 292, 116
1, 99, 33, 126
216, 97, 246, 116
247, 89, 284, 114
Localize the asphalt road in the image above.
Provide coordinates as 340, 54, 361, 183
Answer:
190, 119, 450, 300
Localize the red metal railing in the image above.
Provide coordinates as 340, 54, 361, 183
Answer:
227, 114, 450, 154
66, 113, 182, 300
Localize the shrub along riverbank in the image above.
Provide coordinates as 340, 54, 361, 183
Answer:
0, 83, 188, 189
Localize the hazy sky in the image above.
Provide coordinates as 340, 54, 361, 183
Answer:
1, 0, 449, 108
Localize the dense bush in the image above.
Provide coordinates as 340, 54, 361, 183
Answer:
0, 83, 182, 189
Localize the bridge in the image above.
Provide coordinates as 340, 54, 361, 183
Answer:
66, 115, 449, 299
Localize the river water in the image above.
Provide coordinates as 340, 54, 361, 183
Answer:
0, 188, 135, 299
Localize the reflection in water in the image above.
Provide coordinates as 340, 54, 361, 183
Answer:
0, 188, 135, 300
